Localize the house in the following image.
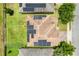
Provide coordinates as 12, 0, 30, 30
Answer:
19, 3, 66, 47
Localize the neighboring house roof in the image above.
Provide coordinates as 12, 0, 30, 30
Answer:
19, 3, 54, 13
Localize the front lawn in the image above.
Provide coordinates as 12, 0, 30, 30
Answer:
7, 48, 19, 56
0, 3, 4, 56
58, 22, 67, 31
6, 3, 27, 56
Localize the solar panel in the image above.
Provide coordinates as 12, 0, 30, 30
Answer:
27, 29, 36, 42
34, 40, 50, 46
34, 40, 51, 46
27, 25, 34, 30
33, 15, 46, 20
23, 7, 34, 11
38, 40, 43, 46
27, 21, 36, 42
27, 29, 36, 34
47, 42, 51, 46
43, 41, 47, 46
34, 16, 42, 19
26, 3, 46, 8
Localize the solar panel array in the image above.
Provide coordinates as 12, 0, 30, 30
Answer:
34, 40, 51, 46
23, 7, 34, 11
22, 3, 46, 12
26, 3, 46, 8
33, 15, 46, 20
27, 21, 36, 42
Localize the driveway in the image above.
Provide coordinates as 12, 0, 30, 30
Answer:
18, 48, 53, 56
72, 3, 79, 56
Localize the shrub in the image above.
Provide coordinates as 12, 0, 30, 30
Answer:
4, 8, 14, 16
53, 41, 76, 56
58, 3, 75, 24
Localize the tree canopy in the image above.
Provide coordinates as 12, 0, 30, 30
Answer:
58, 3, 75, 24
53, 41, 76, 56
5, 8, 14, 16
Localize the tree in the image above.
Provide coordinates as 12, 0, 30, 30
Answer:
53, 41, 76, 56
4, 8, 14, 16
58, 3, 75, 24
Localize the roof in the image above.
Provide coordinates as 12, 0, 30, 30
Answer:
19, 3, 54, 14
26, 15, 60, 47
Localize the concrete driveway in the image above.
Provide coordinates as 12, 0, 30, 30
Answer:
18, 48, 53, 56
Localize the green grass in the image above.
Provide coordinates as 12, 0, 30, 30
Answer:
0, 3, 4, 56
7, 48, 19, 56
58, 22, 67, 31
6, 4, 27, 56
0, 4, 3, 24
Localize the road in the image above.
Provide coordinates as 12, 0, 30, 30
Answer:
72, 3, 79, 56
